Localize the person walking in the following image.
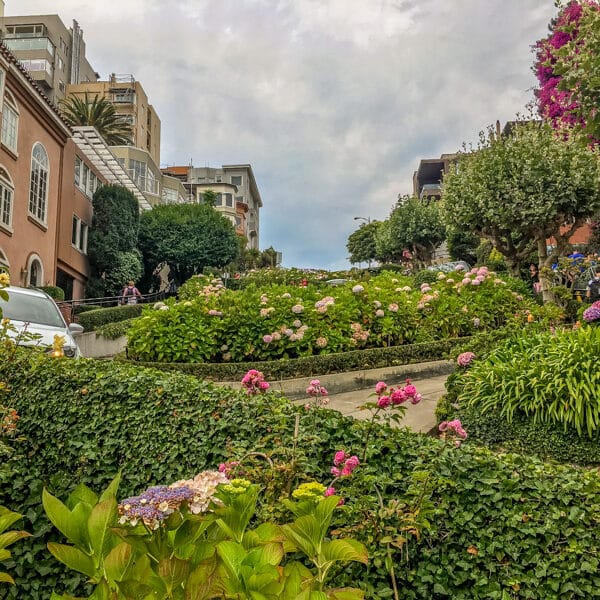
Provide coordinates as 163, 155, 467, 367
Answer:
121, 280, 142, 305
586, 267, 600, 302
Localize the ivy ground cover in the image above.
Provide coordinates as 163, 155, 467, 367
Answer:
1, 352, 599, 599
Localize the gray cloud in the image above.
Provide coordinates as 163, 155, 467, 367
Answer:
10, 0, 557, 268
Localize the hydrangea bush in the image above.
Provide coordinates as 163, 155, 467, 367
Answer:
126, 270, 547, 364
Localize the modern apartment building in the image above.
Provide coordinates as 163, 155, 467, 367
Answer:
161, 164, 263, 249
67, 74, 161, 166
0, 12, 98, 104
412, 153, 457, 200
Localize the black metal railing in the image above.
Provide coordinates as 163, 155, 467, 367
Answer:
57, 290, 166, 324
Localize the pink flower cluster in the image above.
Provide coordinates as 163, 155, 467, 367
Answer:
583, 302, 600, 322
534, 1, 592, 133
306, 379, 328, 398
315, 296, 335, 313
218, 461, 240, 477
457, 352, 476, 367
374, 379, 422, 408
350, 322, 370, 345
330, 450, 360, 478
439, 419, 468, 446
241, 369, 270, 395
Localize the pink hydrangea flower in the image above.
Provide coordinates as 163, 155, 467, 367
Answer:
375, 309, 385, 318
377, 395, 391, 408
352, 284, 364, 294
324, 487, 336, 497
291, 304, 304, 314
457, 352, 475, 367
263, 334, 273, 344
388, 303, 399, 312
391, 389, 406, 404
334, 451, 347, 466
375, 381, 387, 395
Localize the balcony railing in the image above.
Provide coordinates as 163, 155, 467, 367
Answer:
128, 169, 159, 195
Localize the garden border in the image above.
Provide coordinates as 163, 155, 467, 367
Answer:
120, 336, 472, 380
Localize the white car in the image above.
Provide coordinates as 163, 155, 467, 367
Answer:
0, 286, 84, 357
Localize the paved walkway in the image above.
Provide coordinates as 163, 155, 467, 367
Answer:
310, 374, 448, 434
218, 363, 451, 435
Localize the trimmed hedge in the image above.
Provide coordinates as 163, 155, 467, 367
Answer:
39, 285, 65, 301
125, 337, 469, 380
2, 352, 600, 598
437, 397, 600, 465
76, 303, 143, 331
95, 318, 135, 340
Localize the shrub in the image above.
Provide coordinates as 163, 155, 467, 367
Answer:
39, 286, 64, 301
2, 352, 600, 598
128, 271, 544, 364
77, 304, 143, 332
459, 325, 600, 436
123, 337, 465, 381
95, 318, 135, 340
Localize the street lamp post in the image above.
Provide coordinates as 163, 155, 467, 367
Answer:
353, 216, 372, 268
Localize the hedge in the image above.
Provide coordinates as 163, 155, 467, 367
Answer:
76, 303, 143, 331
39, 285, 65, 301
95, 318, 135, 340
2, 351, 600, 599
124, 337, 469, 380
437, 393, 600, 465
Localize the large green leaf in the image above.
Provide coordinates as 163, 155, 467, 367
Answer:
67, 484, 98, 510
47, 542, 96, 579
184, 557, 219, 600
43, 489, 88, 548
320, 540, 368, 565
0, 571, 14, 584
0, 507, 22, 534
87, 498, 118, 561
158, 556, 190, 594
0, 530, 30, 550
104, 542, 134, 582
327, 588, 365, 599
99, 473, 122, 503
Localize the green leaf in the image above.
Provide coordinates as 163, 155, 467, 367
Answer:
87, 498, 118, 561
104, 542, 134, 582
99, 473, 122, 502
320, 539, 368, 565
47, 542, 96, 579
67, 483, 98, 509
43, 489, 88, 548
0, 530, 30, 550
158, 556, 190, 593
0, 572, 15, 584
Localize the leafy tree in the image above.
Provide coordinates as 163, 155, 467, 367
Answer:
60, 93, 133, 145
87, 185, 142, 296
260, 246, 279, 268
201, 189, 219, 206
443, 121, 600, 298
447, 229, 479, 265
139, 204, 239, 284
346, 221, 381, 265
534, 1, 600, 143
375, 197, 446, 267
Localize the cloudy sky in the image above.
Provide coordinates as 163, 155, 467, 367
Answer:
9, 0, 557, 269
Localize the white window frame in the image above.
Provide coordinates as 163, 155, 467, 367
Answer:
74, 156, 82, 187
71, 214, 89, 254
0, 166, 14, 232
231, 175, 243, 186
27, 254, 44, 287
1, 89, 19, 154
28, 142, 49, 225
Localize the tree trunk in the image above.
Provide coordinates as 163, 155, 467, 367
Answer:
536, 236, 554, 304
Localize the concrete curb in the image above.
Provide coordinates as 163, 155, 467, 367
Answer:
217, 359, 455, 399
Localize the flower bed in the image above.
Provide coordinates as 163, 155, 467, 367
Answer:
126, 270, 547, 364
2, 351, 600, 598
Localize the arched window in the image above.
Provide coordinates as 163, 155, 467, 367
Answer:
27, 254, 43, 287
0, 166, 14, 230
1, 90, 19, 152
29, 143, 49, 224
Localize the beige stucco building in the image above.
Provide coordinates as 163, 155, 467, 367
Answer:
0, 12, 98, 104
67, 75, 161, 167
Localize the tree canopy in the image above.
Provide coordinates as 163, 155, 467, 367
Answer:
86, 184, 142, 296
375, 197, 446, 266
443, 121, 600, 292
60, 93, 133, 145
346, 220, 381, 265
139, 204, 239, 284
534, 1, 600, 143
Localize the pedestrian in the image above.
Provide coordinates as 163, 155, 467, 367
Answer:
529, 264, 541, 294
586, 267, 600, 302
121, 280, 142, 305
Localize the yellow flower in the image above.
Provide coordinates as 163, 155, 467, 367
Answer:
0, 272, 9, 286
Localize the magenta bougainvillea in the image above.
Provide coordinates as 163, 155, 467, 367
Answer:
534, 1, 599, 140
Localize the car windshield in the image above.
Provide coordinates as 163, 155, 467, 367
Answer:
0, 291, 64, 328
